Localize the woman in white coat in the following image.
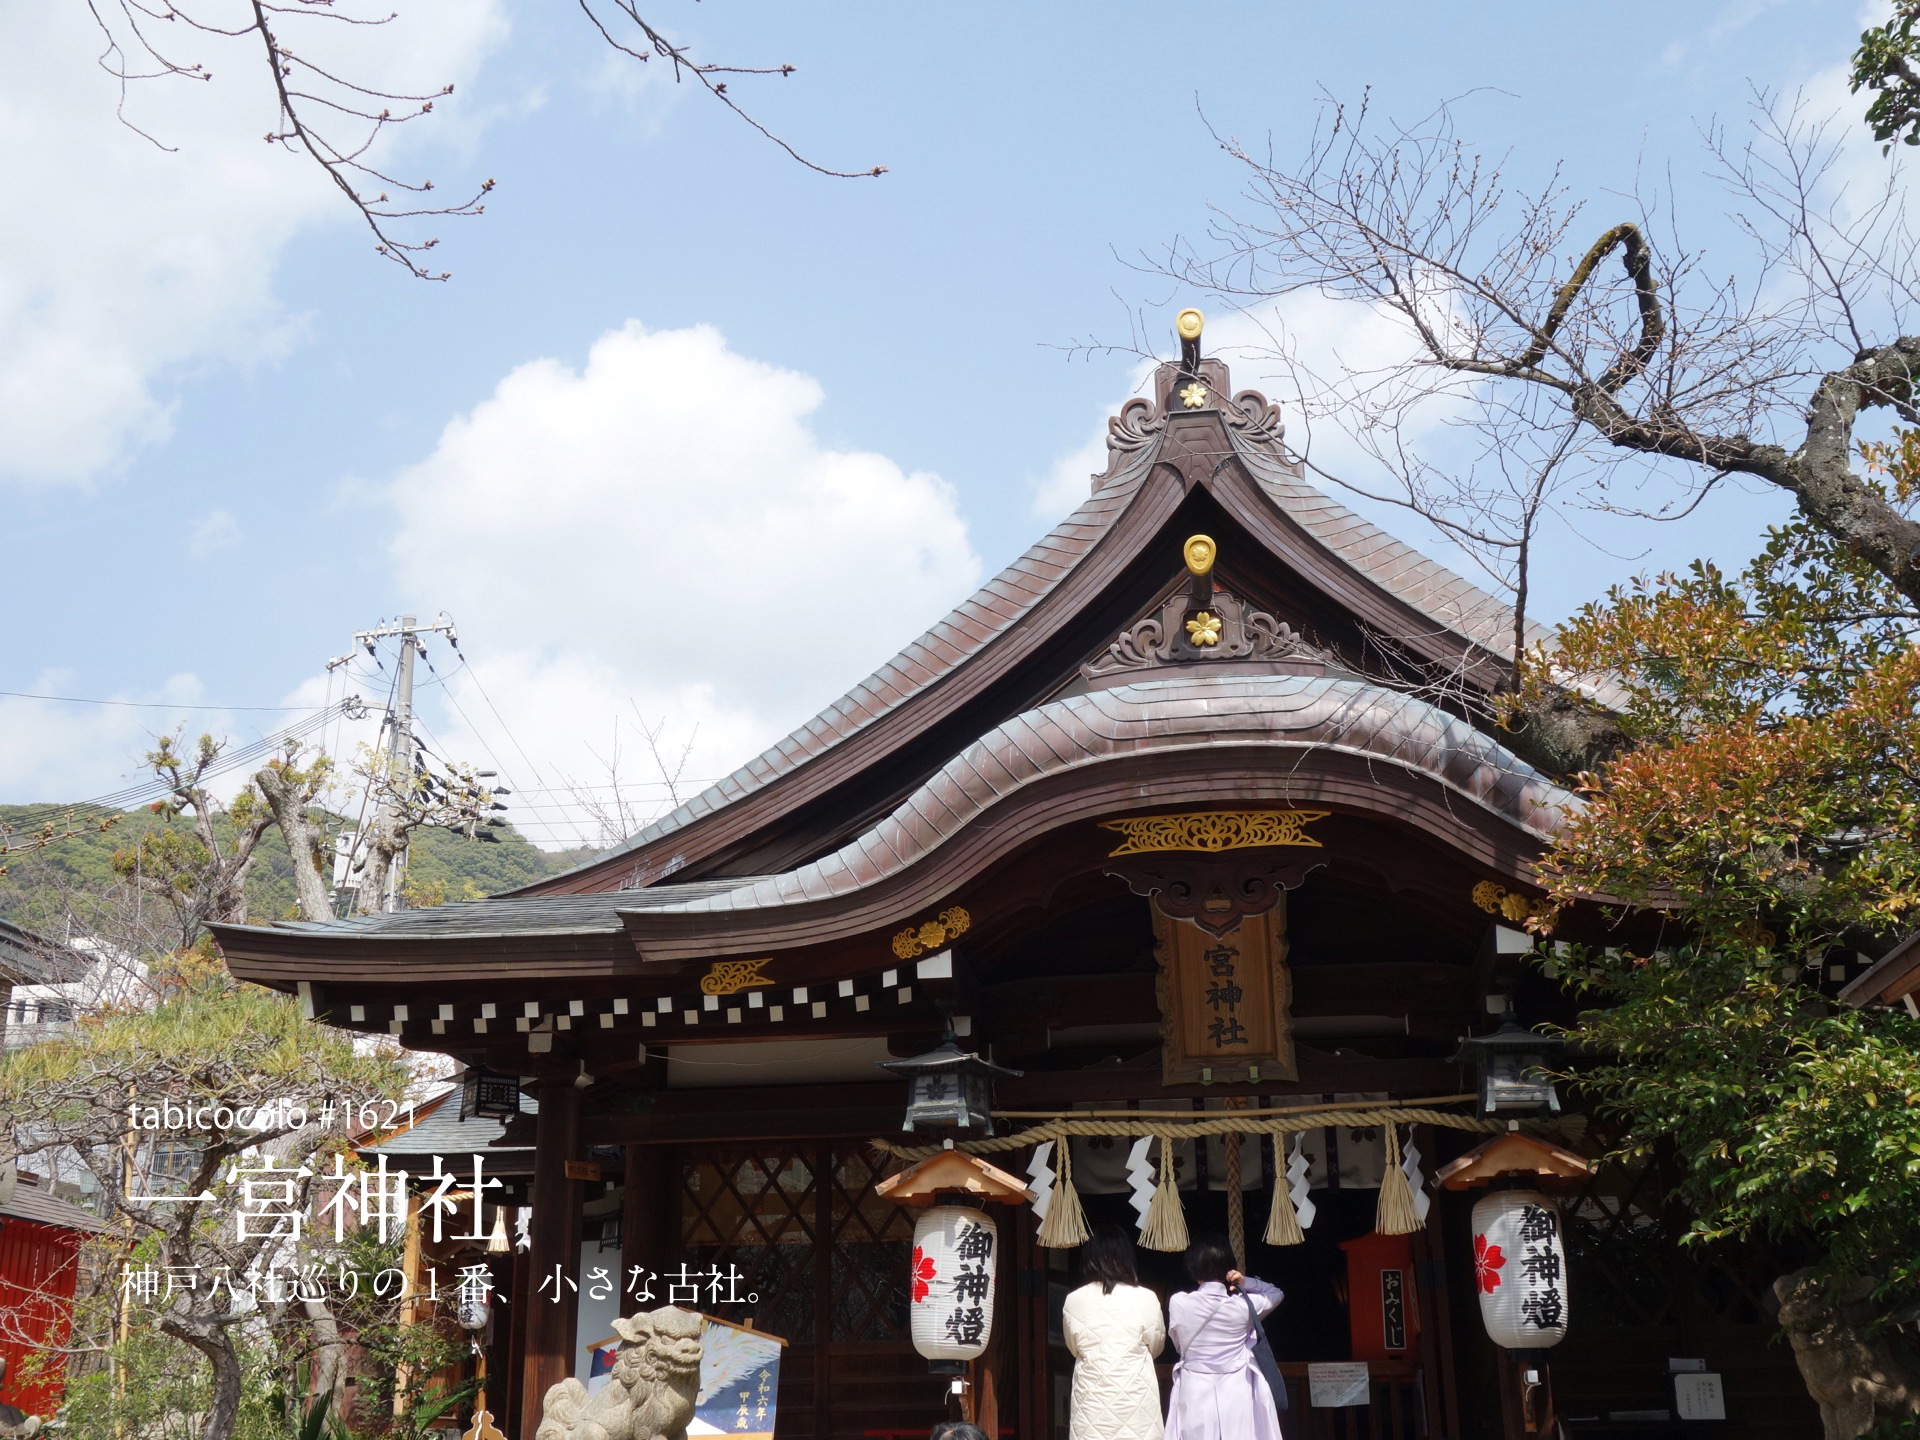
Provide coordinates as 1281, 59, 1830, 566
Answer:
1062, 1224, 1168, 1440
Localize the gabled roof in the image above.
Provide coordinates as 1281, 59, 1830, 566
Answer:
531, 358, 1546, 896
0, 1172, 106, 1234
1839, 930, 1920, 1008
0, 918, 80, 988
216, 668, 1576, 976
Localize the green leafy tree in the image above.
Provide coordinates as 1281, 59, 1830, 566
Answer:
1518, 434, 1920, 1431
1855, 1, 1920, 150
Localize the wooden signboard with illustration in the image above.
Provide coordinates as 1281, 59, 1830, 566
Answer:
1152, 902, 1297, 1085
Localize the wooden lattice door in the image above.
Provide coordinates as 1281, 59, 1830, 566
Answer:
681, 1141, 947, 1439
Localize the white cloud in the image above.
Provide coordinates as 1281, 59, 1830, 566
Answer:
187, 508, 243, 560
385, 320, 983, 846
1029, 414, 1123, 521
0, 0, 508, 487
0, 673, 223, 804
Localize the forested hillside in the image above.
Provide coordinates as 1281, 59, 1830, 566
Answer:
0, 803, 596, 938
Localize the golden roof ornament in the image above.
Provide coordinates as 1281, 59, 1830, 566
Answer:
1176, 307, 1204, 374
1184, 534, 1216, 577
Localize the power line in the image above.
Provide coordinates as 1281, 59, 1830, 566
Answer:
0, 699, 363, 837
0, 689, 321, 712
449, 656, 554, 791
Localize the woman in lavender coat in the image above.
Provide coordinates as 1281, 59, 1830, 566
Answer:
1164, 1234, 1285, 1440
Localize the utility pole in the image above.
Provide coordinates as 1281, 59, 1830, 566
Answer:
327, 613, 458, 913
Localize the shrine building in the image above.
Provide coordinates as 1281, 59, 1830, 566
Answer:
213, 321, 1820, 1440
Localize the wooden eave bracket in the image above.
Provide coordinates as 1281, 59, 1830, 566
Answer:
873, 1148, 1035, 1207
1433, 1131, 1591, 1191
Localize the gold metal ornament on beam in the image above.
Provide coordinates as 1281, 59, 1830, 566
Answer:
1471, 879, 1554, 926
1184, 611, 1222, 646
699, 957, 776, 996
891, 905, 972, 960
1176, 308, 1205, 341
1101, 809, 1327, 856
1179, 381, 1210, 408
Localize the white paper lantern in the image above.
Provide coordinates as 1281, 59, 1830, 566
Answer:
909, 1205, 998, 1361
1471, 1190, 1568, 1349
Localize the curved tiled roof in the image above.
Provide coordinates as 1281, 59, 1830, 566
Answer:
624, 672, 1577, 919
553, 386, 1546, 888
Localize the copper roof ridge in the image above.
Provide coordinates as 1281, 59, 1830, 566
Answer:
617, 671, 1578, 922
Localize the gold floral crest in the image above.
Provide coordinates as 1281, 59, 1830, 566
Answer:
1100, 809, 1327, 856
891, 906, 971, 960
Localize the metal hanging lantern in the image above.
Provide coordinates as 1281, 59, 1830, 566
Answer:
1453, 1020, 1564, 1117
908, 1205, 999, 1363
1471, 1190, 1569, 1349
879, 1036, 1021, 1136
459, 1066, 522, 1122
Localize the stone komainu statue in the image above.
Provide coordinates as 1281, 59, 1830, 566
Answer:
535, 1304, 705, 1440
0, 1359, 45, 1439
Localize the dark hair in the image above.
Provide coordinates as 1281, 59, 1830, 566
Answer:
929, 1426, 989, 1440
1082, 1223, 1140, 1295
1185, 1233, 1234, 1288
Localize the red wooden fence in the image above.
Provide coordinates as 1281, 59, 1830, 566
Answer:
0, 1217, 83, 1419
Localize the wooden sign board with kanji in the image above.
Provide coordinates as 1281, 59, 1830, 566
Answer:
1153, 903, 1296, 1085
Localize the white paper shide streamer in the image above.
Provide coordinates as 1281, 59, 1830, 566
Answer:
1026, 1141, 1056, 1223
1125, 1136, 1156, 1227
1288, 1135, 1317, 1230
910, 1206, 999, 1361
1402, 1135, 1431, 1225
1471, 1190, 1568, 1349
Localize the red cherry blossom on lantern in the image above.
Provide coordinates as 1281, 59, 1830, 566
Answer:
910, 1245, 937, 1304
1473, 1234, 1507, 1294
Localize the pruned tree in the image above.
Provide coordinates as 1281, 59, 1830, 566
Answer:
79, 0, 883, 280
113, 734, 335, 945
1123, 85, 1919, 711
346, 744, 508, 913
0, 965, 412, 1440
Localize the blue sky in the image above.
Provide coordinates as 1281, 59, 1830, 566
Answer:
0, 0, 1887, 843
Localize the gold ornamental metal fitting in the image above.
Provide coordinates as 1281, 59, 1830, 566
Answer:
1176, 308, 1205, 340
1184, 533, 1216, 576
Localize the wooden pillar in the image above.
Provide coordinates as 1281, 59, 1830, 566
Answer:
519, 1078, 582, 1440
619, 1146, 645, 1319
1497, 1347, 1556, 1440
618, 1143, 679, 1315
1014, 1207, 1049, 1440
812, 1140, 833, 1440
504, 1239, 529, 1435
1410, 1126, 1462, 1438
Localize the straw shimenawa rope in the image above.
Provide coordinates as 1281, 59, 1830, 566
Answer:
1034, 1140, 1090, 1249
1140, 1135, 1189, 1253
1262, 1135, 1305, 1247
870, 1104, 1510, 1164
1224, 1131, 1247, 1272
1374, 1121, 1423, 1237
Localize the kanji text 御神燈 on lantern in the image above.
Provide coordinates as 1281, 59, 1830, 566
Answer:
908, 1205, 998, 1362
1471, 1189, 1568, 1349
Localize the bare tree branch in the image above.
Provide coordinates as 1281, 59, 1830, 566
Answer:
1135, 90, 1920, 612
77, 0, 882, 280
